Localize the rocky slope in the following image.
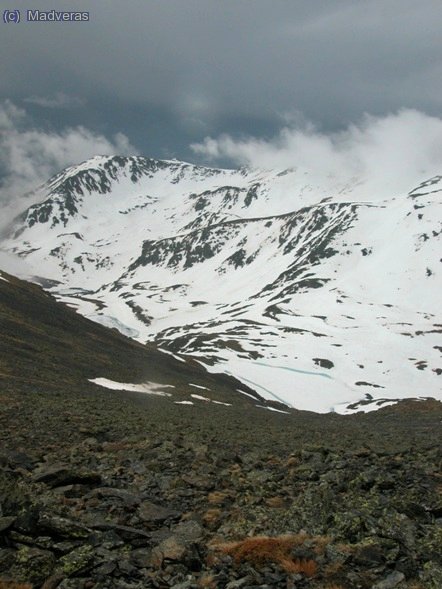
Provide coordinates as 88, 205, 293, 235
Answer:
2, 156, 441, 413
1, 377, 441, 588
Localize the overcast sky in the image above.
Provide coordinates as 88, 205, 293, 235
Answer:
1, 0, 442, 221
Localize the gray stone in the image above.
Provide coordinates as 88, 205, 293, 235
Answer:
130, 547, 153, 568
0, 515, 16, 533
87, 486, 140, 507
173, 520, 203, 542
90, 521, 152, 545
226, 578, 251, 589
117, 558, 138, 575
155, 535, 187, 563
41, 573, 65, 589
38, 513, 92, 539
2, 450, 35, 470
372, 570, 405, 589
138, 500, 180, 523
58, 579, 88, 589
33, 463, 101, 488
95, 560, 117, 576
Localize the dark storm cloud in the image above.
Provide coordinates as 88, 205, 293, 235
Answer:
23, 92, 85, 109
1, 0, 441, 225
2, 0, 441, 140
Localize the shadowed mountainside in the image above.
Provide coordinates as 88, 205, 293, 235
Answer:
0, 270, 265, 408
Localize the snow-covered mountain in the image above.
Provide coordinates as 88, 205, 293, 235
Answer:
2, 155, 441, 413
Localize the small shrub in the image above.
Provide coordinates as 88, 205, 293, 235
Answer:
211, 534, 317, 576
265, 496, 286, 508
323, 561, 344, 576
203, 508, 222, 526
207, 491, 230, 505
197, 573, 217, 588
290, 558, 317, 576
312, 535, 332, 555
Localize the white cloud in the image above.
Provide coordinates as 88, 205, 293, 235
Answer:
0, 100, 138, 231
24, 92, 85, 109
192, 109, 442, 199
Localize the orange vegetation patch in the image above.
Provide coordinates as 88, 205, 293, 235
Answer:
265, 496, 287, 508
207, 491, 231, 505
197, 574, 217, 588
211, 534, 318, 576
202, 508, 222, 527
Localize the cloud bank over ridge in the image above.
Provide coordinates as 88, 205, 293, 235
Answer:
192, 109, 442, 200
0, 100, 137, 231
1, 100, 442, 238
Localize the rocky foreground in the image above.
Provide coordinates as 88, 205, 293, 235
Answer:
0, 386, 441, 589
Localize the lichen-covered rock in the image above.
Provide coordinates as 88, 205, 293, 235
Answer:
0, 547, 16, 575
38, 513, 92, 539
420, 561, 442, 589
352, 536, 399, 567
60, 544, 95, 577
416, 524, 442, 561
9, 544, 56, 585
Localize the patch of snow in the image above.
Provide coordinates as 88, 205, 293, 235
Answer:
333, 399, 400, 415
158, 348, 187, 362
189, 383, 211, 390
191, 394, 210, 401
174, 400, 194, 405
190, 393, 232, 406
89, 378, 173, 396
256, 405, 291, 415
236, 389, 258, 400
190, 387, 232, 407
88, 315, 140, 339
